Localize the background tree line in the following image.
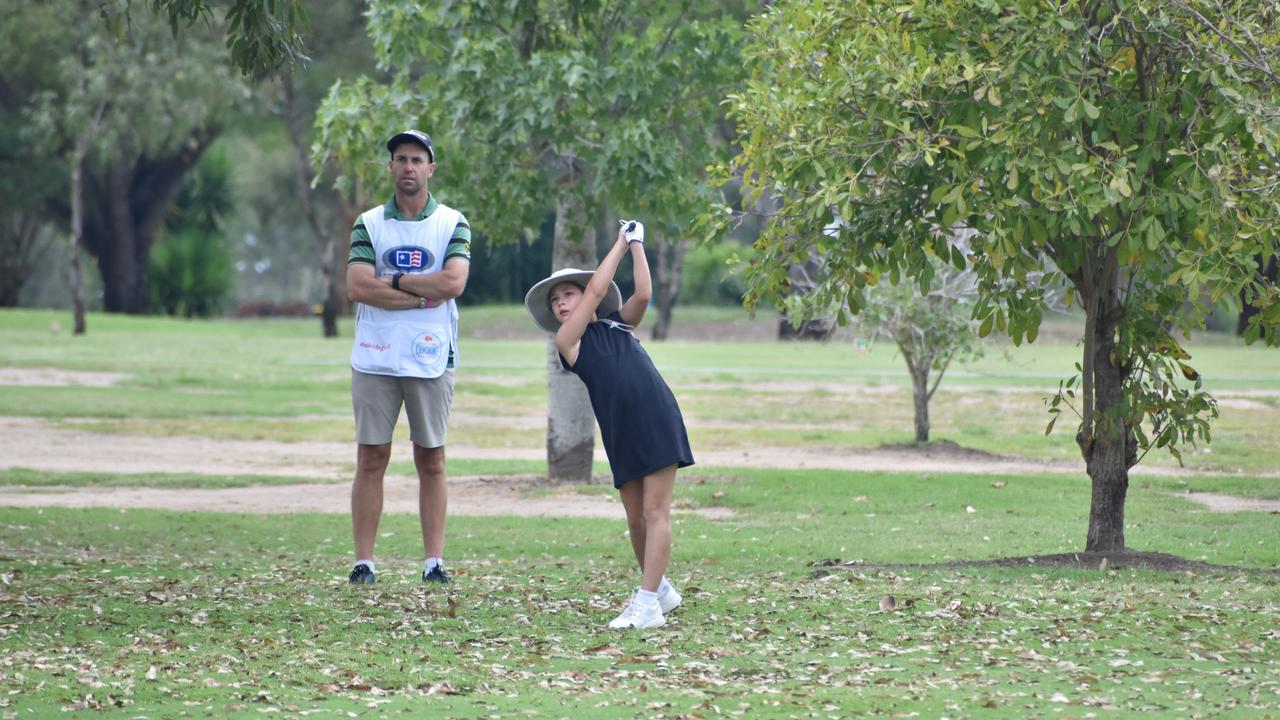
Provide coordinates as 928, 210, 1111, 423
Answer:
0, 0, 752, 329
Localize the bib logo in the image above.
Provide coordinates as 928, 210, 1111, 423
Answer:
384, 245, 434, 272
412, 332, 443, 364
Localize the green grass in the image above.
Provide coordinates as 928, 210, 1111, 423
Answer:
2, 467, 1278, 718
3, 307, 1278, 474
1, 307, 1279, 715
0, 468, 326, 488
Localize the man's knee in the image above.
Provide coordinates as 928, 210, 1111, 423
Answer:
357, 444, 392, 474
414, 444, 445, 477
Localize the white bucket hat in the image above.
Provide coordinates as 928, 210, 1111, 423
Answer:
524, 268, 623, 335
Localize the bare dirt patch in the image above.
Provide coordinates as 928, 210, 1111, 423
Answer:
0, 416, 1268, 517
0, 368, 126, 387
0, 474, 686, 519
1179, 491, 1280, 513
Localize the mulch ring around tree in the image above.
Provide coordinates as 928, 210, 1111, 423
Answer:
813, 551, 1280, 577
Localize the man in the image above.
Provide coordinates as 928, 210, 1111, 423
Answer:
345, 129, 471, 585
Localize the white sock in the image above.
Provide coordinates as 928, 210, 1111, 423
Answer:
636, 588, 659, 605
658, 576, 673, 595
425, 557, 443, 572
355, 560, 375, 573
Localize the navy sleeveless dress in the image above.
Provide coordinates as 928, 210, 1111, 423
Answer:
560, 311, 695, 488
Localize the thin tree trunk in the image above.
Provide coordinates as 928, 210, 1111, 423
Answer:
69, 137, 89, 335
911, 367, 930, 444
546, 197, 598, 483
649, 230, 687, 341
283, 73, 341, 338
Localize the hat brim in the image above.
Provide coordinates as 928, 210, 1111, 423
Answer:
524, 269, 623, 335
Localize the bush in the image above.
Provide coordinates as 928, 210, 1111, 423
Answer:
148, 230, 233, 318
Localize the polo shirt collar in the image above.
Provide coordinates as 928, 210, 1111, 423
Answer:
384, 193, 438, 221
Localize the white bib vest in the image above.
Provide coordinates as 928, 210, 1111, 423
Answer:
350, 202, 462, 378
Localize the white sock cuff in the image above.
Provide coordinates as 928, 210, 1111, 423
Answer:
425, 557, 443, 571
355, 560, 375, 573
636, 588, 659, 603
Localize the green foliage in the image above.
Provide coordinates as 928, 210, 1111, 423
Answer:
168, 145, 235, 233
680, 240, 749, 305
314, 0, 752, 245
147, 230, 234, 317
148, 148, 236, 317
30, 2, 246, 164
721, 0, 1280, 468
103, 0, 310, 77
847, 255, 984, 373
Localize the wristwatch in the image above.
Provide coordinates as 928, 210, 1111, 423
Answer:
391, 272, 404, 290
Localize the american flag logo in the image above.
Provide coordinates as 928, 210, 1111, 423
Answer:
385, 245, 433, 271
396, 250, 423, 268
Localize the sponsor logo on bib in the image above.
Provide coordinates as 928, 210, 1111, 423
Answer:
384, 245, 435, 272
412, 332, 443, 363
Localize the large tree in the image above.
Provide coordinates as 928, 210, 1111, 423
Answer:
722, 0, 1280, 551
12, 0, 249, 317
316, 0, 749, 481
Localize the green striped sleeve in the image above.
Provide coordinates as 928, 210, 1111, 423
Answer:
445, 215, 472, 263
348, 221, 375, 265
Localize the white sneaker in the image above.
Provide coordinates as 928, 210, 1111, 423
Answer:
658, 583, 682, 614
607, 595, 665, 629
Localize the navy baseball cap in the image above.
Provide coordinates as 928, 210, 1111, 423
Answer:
386, 130, 435, 162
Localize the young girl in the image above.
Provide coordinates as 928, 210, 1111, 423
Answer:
524, 220, 695, 629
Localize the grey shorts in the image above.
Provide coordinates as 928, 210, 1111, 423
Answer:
351, 369, 456, 447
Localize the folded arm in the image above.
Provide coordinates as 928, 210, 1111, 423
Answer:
346, 258, 469, 310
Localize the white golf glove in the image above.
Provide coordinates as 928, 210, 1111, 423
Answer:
620, 219, 644, 244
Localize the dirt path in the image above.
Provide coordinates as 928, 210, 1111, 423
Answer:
2, 416, 1275, 515
0, 477, 654, 518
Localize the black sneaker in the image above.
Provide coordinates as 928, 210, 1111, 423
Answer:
348, 564, 376, 585
422, 566, 451, 584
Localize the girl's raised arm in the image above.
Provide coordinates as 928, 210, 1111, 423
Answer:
619, 221, 651, 328
554, 227, 631, 363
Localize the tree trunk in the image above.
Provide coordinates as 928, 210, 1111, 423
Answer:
77, 130, 218, 313
910, 366, 930, 444
546, 197, 598, 483
283, 73, 343, 338
1077, 251, 1133, 552
69, 138, 89, 335
649, 229, 687, 341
